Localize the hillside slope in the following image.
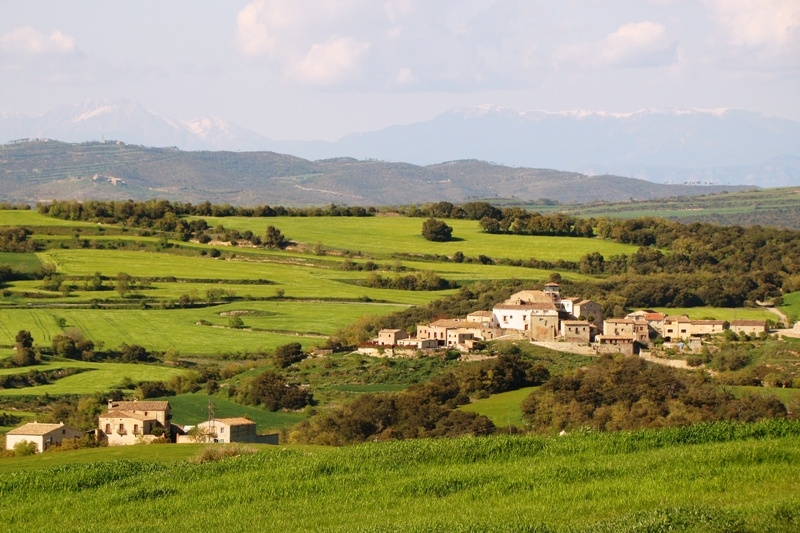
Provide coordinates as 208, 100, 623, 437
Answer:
0, 141, 749, 206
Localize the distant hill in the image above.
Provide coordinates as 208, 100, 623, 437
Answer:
2, 100, 800, 188
0, 140, 750, 206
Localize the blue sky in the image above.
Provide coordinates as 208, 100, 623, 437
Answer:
1, 1, 798, 140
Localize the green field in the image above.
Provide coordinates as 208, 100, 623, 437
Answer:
0, 301, 408, 354
459, 386, 538, 428
194, 215, 640, 261
0, 361, 188, 397
155, 392, 306, 431
1, 420, 799, 532
0, 252, 42, 273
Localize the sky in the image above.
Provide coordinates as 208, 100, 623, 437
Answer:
1, 0, 799, 141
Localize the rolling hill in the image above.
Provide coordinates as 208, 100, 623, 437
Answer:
0, 140, 750, 206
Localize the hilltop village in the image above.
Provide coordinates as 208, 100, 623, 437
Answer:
366, 284, 768, 357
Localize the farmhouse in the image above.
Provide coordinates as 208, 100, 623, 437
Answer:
5, 422, 83, 453
560, 320, 592, 342
377, 329, 408, 346
178, 418, 280, 444
662, 315, 693, 340
602, 319, 649, 345
730, 319, 767, 336
691, 320, 728, 337
98, 400, 171, 446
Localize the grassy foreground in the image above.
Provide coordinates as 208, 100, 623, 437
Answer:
1, 420, 799, 532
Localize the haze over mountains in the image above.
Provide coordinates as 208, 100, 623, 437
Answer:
2, 99, 800, 188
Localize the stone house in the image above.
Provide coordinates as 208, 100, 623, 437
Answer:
99, 400, 171, 446
603, 319, 649, 344
377, 329, 408, 346
691, 320, 728, 337
572, 299, 604, 328
662, 316, 693, 340
5, 422, 83, 453
560, 320, 592, 342
196, 417, 257, 443
730, 319, 767, 336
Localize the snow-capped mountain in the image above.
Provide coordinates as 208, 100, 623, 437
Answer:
0, 99, 271, 151
2, 100, 800, 186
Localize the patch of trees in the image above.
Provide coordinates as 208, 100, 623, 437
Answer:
360, 271, 458, 291
38, 199, 374, 229
233, 370, 313, 411
291, 353, 548, 445
10, 330, 38, 367
521, 355, 786, 433
479, 209, 595, 238
421, 217, 453, 242
0, 227, 38, 252
0, 367, 89, 390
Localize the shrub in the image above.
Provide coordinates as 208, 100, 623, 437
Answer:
13, 440, 38, 456
190, 443, 258, 464
421, 218, 453, 242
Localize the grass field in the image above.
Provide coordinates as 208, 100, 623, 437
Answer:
0, 252, 42, 273
1, 420, 798, 532
0, 210, 96, 227
0, 301, 409, 353
194, 215, 640, 261
154, 392, 306, 430
0, 361, 189, 397
458, 386, 538, 428
780, 291, 800, 323
728, 385, 800, 405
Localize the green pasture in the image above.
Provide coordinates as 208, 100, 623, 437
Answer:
651, 306, 775, 322
458, 386, 538, 428
0, 301, 401, 354
156, 392, 305, 430
1, 421, 799, 531
728, 385, 800, 406
193, 215, 639, 261
0, 361, 188, 397
781, 291, 800, 322
0, 252, 42, 273
0, 210, 96, 227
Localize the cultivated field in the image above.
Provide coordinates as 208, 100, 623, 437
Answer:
1, 420, 798, 532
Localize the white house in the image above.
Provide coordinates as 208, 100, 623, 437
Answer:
5, 422, 83, 453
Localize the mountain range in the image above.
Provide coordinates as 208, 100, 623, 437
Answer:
2, 99, 799, 188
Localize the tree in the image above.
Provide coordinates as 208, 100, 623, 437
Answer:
228, 316, 245, 329
273, 342, 305, 368
116, 272, 132, 297
264, 225, 288, 249
12, 330, 37, 366
421, 218, 453, 242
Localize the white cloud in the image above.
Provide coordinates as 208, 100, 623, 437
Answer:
0, 26, 78, 60
233, 0, 547, 88
557, 21, 677, 68
292, 35, 370, 84
706, 0, 800, 51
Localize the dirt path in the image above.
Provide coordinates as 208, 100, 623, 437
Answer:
766, 306, 790, 327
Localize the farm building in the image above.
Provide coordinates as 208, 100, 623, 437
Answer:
177, 418, 279, 444
5, 422, 83, 453
98, 400, 171, 445
730, 320, 767, 336
377, 329, 408, 346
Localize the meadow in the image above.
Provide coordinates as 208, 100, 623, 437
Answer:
0, 361, 188, 397
1, 420, 799, 532
194, 215, 640, 260
458, 386, 538, 428
651, 306, 775, 322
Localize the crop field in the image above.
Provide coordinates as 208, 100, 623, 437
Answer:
0, 361, 188, 397
0, 303, 373, 354
194, 215, 640, 261
0, 252, 42, 273
458, 386, 538, 428
1, 420, 799, 532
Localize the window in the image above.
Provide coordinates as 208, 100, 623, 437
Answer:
133, 424, 139, 434
105, 423, 111, 433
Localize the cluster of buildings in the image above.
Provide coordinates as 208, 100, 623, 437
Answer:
369, 284, 768, 357
5, 399, 277, 454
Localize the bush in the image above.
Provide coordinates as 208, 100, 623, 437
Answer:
190, 443, 258, 464
14, 440, 38, 456
273, 342, 305, 368
421, 218, 453, 242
